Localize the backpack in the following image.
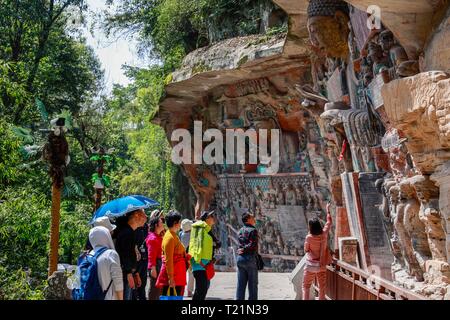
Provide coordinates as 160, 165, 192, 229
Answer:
72, 247, 113, 300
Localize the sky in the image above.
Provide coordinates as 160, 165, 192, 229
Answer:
83, 0, 150, 94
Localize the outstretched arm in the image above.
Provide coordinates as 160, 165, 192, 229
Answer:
322, 203, 333, 234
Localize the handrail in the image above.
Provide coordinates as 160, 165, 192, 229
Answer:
319, 260, 427, 300
260, 253, 301, 261
226, 223, 239, 246
218, 172, 310, 178
226, 223, 239, 236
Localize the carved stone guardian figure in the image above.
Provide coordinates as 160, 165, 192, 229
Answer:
394, 182, 423, 280
378, 30, 419, 80
410, 175, 447, 262
367, 42, 390, 76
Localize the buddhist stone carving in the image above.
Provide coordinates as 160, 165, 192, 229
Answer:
285, 184, 297, 206
307, 0, 350, 60
155, 0, 450, 297
378, 30, 419, 81
394, 181, 424, 281
410, 175, 447, 262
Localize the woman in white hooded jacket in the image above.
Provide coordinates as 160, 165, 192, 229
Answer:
88, 226, 124, 300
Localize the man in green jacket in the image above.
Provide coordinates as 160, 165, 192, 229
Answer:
189, 210, 216, 300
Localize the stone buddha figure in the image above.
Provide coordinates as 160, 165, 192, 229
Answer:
285, 184, 298, 206
378, 30, 419, 79
367, 42, 390, 76
307, 0, 350, 60
275, 183, 285, 205
361, 56, 374, 87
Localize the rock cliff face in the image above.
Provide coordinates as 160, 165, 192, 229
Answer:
155, 0, 450, 298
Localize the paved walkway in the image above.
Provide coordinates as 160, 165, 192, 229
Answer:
197, 272, 296, 300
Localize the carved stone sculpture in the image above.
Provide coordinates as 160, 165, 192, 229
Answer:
410, 175, 447, 262
381, 71, 450, 174
275, 183, 285, 205
395, 180, 432, 281
367, 42, 390, 76
378, 179, 403, 265
387, 184, 405, 266
360, 56, 374, 87
285, 184, 297, 206
247, 188, 257, 213
392, 182, 422, 280
295, 184, 307, 207
378, 30, 419, 80
306, 0, 350, 60
266, 182, 277, 209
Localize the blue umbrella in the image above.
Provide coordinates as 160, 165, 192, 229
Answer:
90, 195, 159, 224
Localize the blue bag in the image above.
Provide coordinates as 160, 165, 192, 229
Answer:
159, 287, 183, 300
72, 247, 112, 300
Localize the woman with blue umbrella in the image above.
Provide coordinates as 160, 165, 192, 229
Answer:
90, 195, 159, 300
90, 195, 159, 224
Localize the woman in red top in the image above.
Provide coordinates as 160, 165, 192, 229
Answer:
302, 202, 333, 300
146, 212, 165, 300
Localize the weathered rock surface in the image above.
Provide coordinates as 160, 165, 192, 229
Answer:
172, 34, 286, 82
424, 4, 450, 72
44, 271, 72, 300
381, 71, 450, 174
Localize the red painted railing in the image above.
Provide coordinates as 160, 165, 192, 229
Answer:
313, 261, 426, 300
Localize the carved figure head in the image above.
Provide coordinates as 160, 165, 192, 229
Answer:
399, 180, 416, 199
410, 175, 439, 203
388, 185, 400, 204
368, 42, 384, 64
307, 0, 350, 59
378, 30, 395, 52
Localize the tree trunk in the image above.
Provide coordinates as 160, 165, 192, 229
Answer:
93, 159, 104, 212
94, 188, 102, 212
48, 181, 62, 277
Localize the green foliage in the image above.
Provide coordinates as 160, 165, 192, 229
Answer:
0, 120, 21, 185
63, 176, 85, 198
106, 0, 286, 66
0, 0, 282, 299
0, 188, 52, 278
0, 0, 99, 125
91, 173, 111, 188
35, 98, 49, 123
0, 267, 45, 300
0, 187, 91, 297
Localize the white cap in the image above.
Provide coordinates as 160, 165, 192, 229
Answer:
93, 216, 116, 232
181, 219, 193, 232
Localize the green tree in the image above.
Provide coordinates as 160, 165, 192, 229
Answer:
0, 120, 21, 186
